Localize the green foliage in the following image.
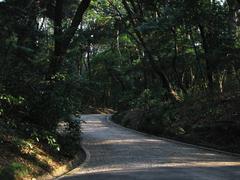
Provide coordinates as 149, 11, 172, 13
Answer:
0, 0, 240, 155
13, 138, 34, 151
0, 163, 30, 180
43, 132, 61, 152
130, 89, 161, 111
0, 0, 85, 133
57, 117, 82, 157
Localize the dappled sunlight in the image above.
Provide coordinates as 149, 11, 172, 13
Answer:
89, 139, 166, 145
2, 0, 240, 178
58, 115, 240, 179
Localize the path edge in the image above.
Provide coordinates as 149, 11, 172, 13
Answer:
106, 115, 240, 158
37, 143, 91, 180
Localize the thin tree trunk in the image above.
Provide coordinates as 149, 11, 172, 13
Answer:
122, 0, 179, 100
199, 25, 214, 92
48, 0, 63, 79
87, 42, 91, 79
172, 27, 187, 94
116, 29, 122, 57
189, 27, 203, 78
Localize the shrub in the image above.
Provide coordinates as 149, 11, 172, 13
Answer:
0, 163, 30, 180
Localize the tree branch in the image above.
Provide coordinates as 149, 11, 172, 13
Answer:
62, 0, 91, 53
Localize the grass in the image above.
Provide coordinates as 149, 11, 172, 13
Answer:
0, 163, 29, 180
0, 120, 83, 180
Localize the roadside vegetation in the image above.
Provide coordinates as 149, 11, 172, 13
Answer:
87, 0, 240, 153
0, 0, 240, 179
112, 90, 240, 153
0, 0, 89, 179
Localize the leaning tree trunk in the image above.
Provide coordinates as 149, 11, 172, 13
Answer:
47, 0, 91, 79
122, 0, 180, 101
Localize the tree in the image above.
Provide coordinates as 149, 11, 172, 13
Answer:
48, 0, 91, 78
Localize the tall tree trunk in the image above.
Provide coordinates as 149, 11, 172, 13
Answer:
227, 0, 239, 43
48, 0, 63, 79
172, 27, 187, 94
87, 42, 91, 79
48, 0, 91, 78
189, 27, 203, 78
199, 25, 214, 92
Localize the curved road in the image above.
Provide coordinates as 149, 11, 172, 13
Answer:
58, 114, 240, 180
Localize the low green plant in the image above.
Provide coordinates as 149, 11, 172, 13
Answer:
57, 117, 82, 157
30, 130, 60, 152
13, 138, 34, 152
130, 89, 164, 111
0, 163, 30, 180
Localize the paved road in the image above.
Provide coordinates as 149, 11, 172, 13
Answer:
58, 114, 240, 180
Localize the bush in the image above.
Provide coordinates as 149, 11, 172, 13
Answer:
0, 163, 29, 180
57, 116, 82, 157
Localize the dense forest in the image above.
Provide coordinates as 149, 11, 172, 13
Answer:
0, 0, 240, 178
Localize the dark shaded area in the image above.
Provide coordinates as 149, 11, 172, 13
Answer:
112, 91, 240, 153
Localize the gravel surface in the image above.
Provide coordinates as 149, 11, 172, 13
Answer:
57, 114, 240, 180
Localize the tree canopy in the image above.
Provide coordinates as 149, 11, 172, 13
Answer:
0, 0, 239, 150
